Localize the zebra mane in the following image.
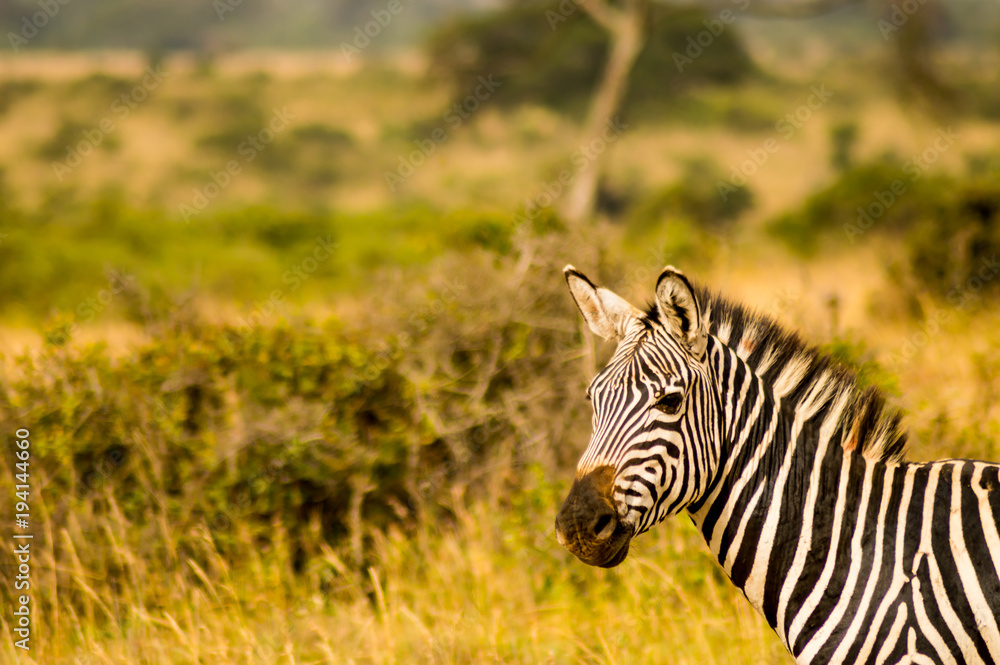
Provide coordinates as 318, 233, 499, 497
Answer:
643, 286, 908, 464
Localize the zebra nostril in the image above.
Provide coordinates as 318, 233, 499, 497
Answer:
592, 512, 615, 540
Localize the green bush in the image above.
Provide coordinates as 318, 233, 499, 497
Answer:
1, 322, 414, 554
767, 158, 944, 256
0, 193, 536, 319
830, 121, 859, 172
0, 234, 597, 621
628, 160, 753, 235
905, 177, 1000, 298
0, 79, 40, 117
37, 117, 122, 161
290, 123, 354, 148
769, 160, 1000, 302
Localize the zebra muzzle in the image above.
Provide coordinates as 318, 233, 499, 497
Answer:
555, 465, 633, 568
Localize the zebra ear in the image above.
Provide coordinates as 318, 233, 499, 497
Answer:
655, 267, 707, 359
564, 265, 642, 342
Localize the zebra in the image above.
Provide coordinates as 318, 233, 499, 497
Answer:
554, 264, 1000, 665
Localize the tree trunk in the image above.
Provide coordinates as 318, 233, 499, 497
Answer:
561, 0, 649, 226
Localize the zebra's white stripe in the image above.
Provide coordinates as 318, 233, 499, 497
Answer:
786, 449, 854, 648
715, 315, 732, 345
909, 572, 952, 663
970, 464, 1000, 595
716, 386, 781, 568
722, 483, 765, 576
829, 464, 897, 665
775, 387, 850, 645
850, 463, 919, 665
920, 463, 980, 663
771, 355, 812, 399
690, 348, 753, 535
948, 462, 1000, 659
797, 458, 875, 663
702, 375, 773, 554
742, 377, 832, 616
874, 603, 908, 665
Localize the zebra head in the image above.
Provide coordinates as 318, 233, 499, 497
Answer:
555, 265, 721, 568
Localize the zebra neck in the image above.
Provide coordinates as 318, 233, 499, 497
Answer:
688, 339, 867, 634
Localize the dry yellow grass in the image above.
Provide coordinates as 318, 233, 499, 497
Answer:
0, 476, 787, 665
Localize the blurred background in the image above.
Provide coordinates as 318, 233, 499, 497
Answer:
0, 0, 999, 662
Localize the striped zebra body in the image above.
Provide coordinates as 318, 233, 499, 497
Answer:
555, 265, 1000, 665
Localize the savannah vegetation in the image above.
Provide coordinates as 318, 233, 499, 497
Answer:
1, 1, 1000, 663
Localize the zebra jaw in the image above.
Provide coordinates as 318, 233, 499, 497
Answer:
554, 465, 634, 568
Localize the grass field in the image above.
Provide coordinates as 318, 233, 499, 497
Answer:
1, 44, 999, 664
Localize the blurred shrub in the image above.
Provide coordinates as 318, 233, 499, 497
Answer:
290, 123, 354, 149
0, 235, 596, 624
767, 158, 950, 256
427, 3, 756, 115
0, 194, 340, 317
37, 116, 122, 161
66, 73, 135, 100
964, 77, 1000, 121
830, 121, 859, 172
965, 152, 1000, 177
0, 79, 40, 117
770, 160, 1000, 302
285, 124, 356, 188
445, 210, 516, 255
628, 160, 753, 235
166, 96, 199, 121
214, 205, 334, 249
671, 87, 788, 132
905, 177, 1000, 299
0, 193, 541, 319
915, 411, 1000, 467
0, 324, 408, 571
196, 93, 295, 171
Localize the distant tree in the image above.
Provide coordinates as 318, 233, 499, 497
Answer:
877, 0, 955, 109
428, 0, 757, 223
562, 0, 875, 224
427, 2, 753, 113
561, 0, 651, 224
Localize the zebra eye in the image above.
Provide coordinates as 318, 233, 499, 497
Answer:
654, 392, 683, 415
